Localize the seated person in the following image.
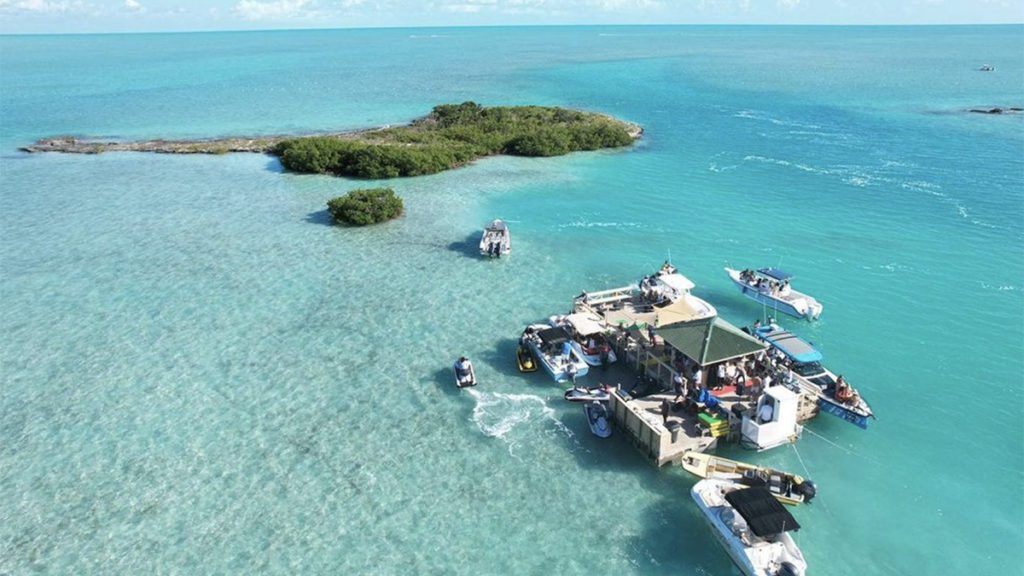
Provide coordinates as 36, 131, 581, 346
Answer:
455, 357, 475, 386
757, 401, 774, 423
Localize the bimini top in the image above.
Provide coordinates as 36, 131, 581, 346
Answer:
757, 268, 794, 282
564, 313, 607, 337
757, 325, 823, 364
486, 219, 508, 231
654, 272, 695, 293
725, 486, 801, 537
537, 326, 570, 346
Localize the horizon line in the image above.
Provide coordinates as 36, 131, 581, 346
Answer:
2, 21, 1023, 37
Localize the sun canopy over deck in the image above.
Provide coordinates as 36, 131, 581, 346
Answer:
654, 272, 695, 293
657, 317, 766, 366
725, 486, 801, 537
537, 326, 570, 346
564, 313, 607, 337
758, 327, 823, 364
757, 268, 794, 281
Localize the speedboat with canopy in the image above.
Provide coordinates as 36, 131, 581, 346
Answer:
725, 267, 822, 320
522, 324, 590, 384
755, 324, 874, 429
691, 479, 807, 576
548, 313, 617, 367
479, 219, 511, 258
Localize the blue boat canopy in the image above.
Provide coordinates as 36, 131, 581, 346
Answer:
757, 267, 794, 281
757, 326, 823, 364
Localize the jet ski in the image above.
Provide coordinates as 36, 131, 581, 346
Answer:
564, 385, 610, 403
453, 357, 477, 388
584, 401, 612, 438
516, 345, 538, 372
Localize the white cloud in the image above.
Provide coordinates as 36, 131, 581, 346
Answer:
777, 0, 800, 7
2, 0, 86, 13
124, 0, 141, 10
233, 0, 311, 20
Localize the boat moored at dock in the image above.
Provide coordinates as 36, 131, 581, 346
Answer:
479, 219, 511, 257
521, 324, 590, 384
681, 451, 817, 505
755, 324, 875, 429
691, 479, 807, 576
725, 267, 822, 320
548, 312, 618, 366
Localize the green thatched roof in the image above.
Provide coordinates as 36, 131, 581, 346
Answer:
656, 317, 766, 366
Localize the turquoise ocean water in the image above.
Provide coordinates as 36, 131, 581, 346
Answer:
1, 26, 1022, 574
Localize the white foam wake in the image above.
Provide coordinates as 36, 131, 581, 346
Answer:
465, 389, 576, 457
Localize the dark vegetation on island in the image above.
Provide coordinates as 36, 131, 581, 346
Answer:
326, 188, 404, 225
22, 102, 641, 180
274, 102, 638, 179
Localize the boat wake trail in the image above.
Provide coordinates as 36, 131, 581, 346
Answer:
465, 389, 576, 458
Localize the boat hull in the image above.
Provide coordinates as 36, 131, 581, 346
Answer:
527, 339, 590, 384
725, 268, 822, 320
817, 397, 870, 429
568, 340, 617, 367
681, 451, 813, 505
691, 480, 807, 576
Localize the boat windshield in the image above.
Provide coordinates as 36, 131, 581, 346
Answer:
792, 361, 826, 378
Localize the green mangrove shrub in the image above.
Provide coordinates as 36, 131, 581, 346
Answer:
326, 188, 404, 226
275, 102, 635, 179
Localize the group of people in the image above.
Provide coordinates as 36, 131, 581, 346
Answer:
738, 269, 791, 297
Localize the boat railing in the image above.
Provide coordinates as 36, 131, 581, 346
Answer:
579, 285, 636, 307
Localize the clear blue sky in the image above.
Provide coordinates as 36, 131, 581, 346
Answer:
0, 0, 1021, 34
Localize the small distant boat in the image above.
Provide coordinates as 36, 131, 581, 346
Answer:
548, 313, 617, 367
725, 267, 823, 320
522, 324, 590, 384
516, 345, 538, 372
755, 324, 874, 429
479, 219, 511, 258
680, 451, 817, 505
584, 400, 612, 438
453, 357, 477, 388
979, 64, 994, 71
691, 479, 807, 576
564, 385, 610, 403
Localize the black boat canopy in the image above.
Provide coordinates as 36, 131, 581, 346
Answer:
757, 267, 794, 281
537, 326, 570, 346
725, 486, 801, 537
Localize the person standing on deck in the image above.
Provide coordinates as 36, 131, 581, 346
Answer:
691, 365, 703, 390
672, 371, 686, 402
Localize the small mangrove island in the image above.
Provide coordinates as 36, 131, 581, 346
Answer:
327, 188, 403, 225
23, 102, 642, 179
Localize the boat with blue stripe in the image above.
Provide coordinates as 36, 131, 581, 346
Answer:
725, 267, 823, 320
755, 324, 874, 429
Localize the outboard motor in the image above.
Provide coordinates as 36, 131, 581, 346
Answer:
778, 562, 801, 576
795, 479, 817, 503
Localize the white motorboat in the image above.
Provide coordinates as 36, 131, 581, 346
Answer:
522, 324, 590, 384
548, 313, 617, 367
479, 219, 511, 257
640, 264, 717, 319
725, 267, 822, 320
691, 479, 807, 576
584, 400, 612, 438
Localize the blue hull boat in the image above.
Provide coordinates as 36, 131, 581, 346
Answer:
755, 324, 874, 429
